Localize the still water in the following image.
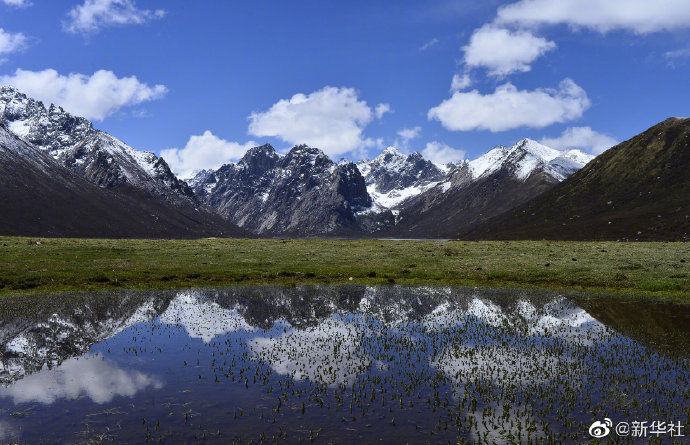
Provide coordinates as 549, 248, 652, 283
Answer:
0, 286, 688, 443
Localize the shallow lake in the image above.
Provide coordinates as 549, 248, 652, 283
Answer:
0, 286, 688, 443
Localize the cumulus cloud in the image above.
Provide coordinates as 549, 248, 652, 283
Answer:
1, 0, 31, 7
397, 126, 421, 141
0, 68, 167, 121
161, 132, 257, 179
248, 86, 377, 157
0, 355, 161, 404
0, 28, 27, 56
374, 102, 392, 119
64, 0, 165, 34
428, 78, 590, 132
540, 126, 617, 154
463, 24, 556, 76
422, 141, 466, 164
496, 0, 690, 34
450, 73, 472, 92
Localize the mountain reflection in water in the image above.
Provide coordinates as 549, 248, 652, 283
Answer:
0, 285, 687, 443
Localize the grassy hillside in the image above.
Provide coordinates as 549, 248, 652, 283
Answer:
463, 118, 690, 241
0, 237, 687, 301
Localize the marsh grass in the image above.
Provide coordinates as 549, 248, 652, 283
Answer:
0, 237, 687, 301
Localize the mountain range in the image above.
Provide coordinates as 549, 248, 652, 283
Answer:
189, 138, 593, 237
0, 86, 686, 240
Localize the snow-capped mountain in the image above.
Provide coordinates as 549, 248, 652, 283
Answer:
186, 168, 215, 189
0, 86, 194, 202
355, 140, 591, 217
191, 144, 371, 236
0, 86, 248, 238
357, 147, 446, 210
469, 139, 593, 182
382, 139, 593, 238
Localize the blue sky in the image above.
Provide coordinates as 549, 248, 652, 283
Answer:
1, 0, 689, 177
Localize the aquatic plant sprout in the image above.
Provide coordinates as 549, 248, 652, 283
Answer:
0, 286, 687, 443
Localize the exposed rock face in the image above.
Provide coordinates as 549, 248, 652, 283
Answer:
192, 144, 371, 236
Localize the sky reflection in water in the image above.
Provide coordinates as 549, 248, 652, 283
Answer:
0, 285, 687, 443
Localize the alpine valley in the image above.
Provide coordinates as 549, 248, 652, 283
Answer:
1, 87, 687, 241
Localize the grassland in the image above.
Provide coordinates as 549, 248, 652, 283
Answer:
0, 237, 687, 301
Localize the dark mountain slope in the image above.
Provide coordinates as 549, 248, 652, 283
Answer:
382, 165, 560, 238
0, 126, 248, 238
461, 118, 690, 241
382, 139, 588, 238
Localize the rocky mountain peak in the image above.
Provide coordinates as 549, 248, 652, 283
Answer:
283, 144, 333, 168
408, 151, 424, 160
239, 143, 280, 174
0, 86, 94, 152
378, 146, 406, 159
242, 143, 277, 159
514, 138, 560, 159
191, 142, 372, 236
334, 161, 372, 210
359, 146, 446, 197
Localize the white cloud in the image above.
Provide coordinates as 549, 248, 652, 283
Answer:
463, 24, 556, 76
374, 102, 392, 119
1, 0, 31, 7
0, 28, 27, 55
540, 126, 617, 154
0, 68, 167, 121
248, 86, 377, 157
0, 355, 161, 405
161, 132, 257, 179
428, 78, 590, 132
422, 141, 466, 164
450, 73, 472, 92
397, 126, 421, 141
496, 0, 690, 34
420, 37, 439, 51
64, 0, 165, 35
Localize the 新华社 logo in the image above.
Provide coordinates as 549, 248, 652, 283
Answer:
589, 418, 612, 438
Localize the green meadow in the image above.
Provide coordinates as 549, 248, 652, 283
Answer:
0, 237, 687, 302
